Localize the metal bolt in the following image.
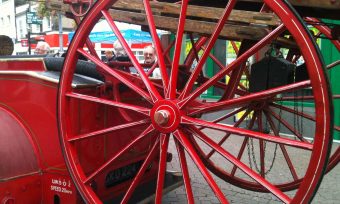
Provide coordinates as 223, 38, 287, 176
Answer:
154, 110, 170, 126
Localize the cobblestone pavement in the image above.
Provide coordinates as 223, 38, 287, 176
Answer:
162, 132, 340, 204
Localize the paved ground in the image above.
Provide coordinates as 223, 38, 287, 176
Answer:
162, 132, 340, 204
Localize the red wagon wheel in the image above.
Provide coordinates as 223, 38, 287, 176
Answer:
182, 17, 340, 192
304, 17, 340, 173
58, 0, 333, 203
64, 0, 94, 17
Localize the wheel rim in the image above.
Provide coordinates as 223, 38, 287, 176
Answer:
58, 0, 333, 203
304, 17, 340, 173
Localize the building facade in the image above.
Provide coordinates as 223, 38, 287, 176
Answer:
0, 0, 74, 55
0, 0, 16, 41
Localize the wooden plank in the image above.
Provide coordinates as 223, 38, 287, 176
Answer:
46, 0, 280, 26
45, 0, 269, 40
109, 10, 268, 41
45, 0, 302, 45
46, 0, 69, 14
113, 0, 281, 26
46, 0, 340, 14
240, 0, 340, 10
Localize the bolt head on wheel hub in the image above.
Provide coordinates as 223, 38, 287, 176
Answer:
151, 100, 181, 133
154, 110, 170, 126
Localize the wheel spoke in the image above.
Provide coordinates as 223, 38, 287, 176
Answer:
205, 108, 253, 159
146, 40, 175, 77
74, 16, 99, 59
188, 126, 291, 203
266, 107, 308, 142
83, 125, 155, 184
273, 95, 315, 101
68, 119, 150, 142
221, 41, 255, 100
121, 137, 160, 204
184, 37, 208, 67
270, 102, 315, 121
178, 24, 286, 109
270, 103, 340, 134
66, 92, 150, 116
179, 0, 238, 99
168, 0, 189, 99
292, 55, 302, 64
305, 17, 340, 70
77, 48, 154, 103
327, 60, 340, 70
231, 137, 249, 176
143, 0, 170, 95
231, 41, 239, 55
271, 102, 340, 132
305, 17, 340, 51
173, 129, 229, 204
181, 116, 313, 150
79, 4, 83, 14
189, 34, 200, 62
182, 73, 247, 100
102, 10, 162, 102
188, 80, 311, 116
257, 112, 266, 178
155, 134, 170, 204
174, 138, 194, 204
264, 110, 299, 181
326, 148, 340, 172
199, 106, 248, 129
146, 62, 159, 77
205, 48, 247, 91
231, 111, 257, 176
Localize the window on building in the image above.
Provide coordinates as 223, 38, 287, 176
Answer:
34, 24, 39, 31
133, 50, 144, 62
18, 20, 25, 39
47, 17, 51, 29
7, 15, 10, 24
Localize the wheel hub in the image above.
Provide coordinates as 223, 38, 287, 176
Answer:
151, 100, 181, 133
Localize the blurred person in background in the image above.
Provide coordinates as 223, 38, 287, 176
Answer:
113, 40, 129, 61
34, 41, 50, 55
112, 40, 130, 72
143, 45, 161, 78
143, 45, 156, 64
104, 50, 116, 62
0, 35, 14, 56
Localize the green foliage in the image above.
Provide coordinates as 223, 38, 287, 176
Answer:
37, 1, 50, 18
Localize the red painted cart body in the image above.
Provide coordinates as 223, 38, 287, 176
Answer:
0, 58, 164, 203
1, 0, 340, 203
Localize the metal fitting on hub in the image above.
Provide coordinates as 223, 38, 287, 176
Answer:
154, 110, 170, 126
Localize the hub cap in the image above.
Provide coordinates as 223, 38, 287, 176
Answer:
150, 100, 181, 133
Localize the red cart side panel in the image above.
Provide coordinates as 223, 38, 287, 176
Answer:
0, 59, 46, 71
0, 174, 42, 204
0, 106, 40, 179
0, 105, 42, 203
0, 74, 64, 169
42, 173, 80, 204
